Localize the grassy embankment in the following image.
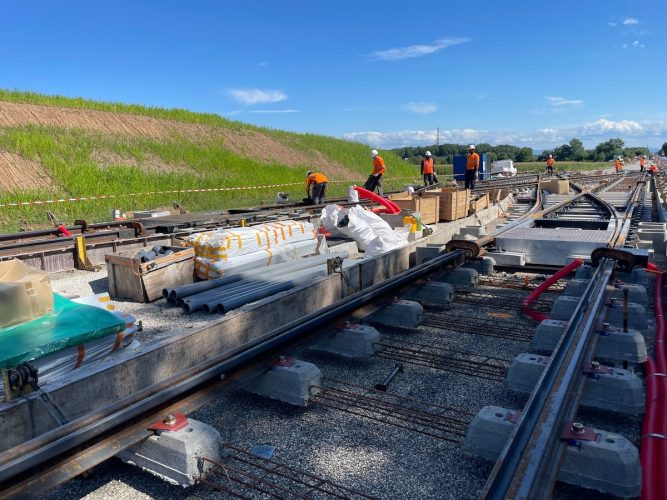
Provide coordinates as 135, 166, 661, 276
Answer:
0, 91, 419, 232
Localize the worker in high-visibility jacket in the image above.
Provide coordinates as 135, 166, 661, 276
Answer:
465, 144, 480, 189
421, 151, 435, 186
363, 149, 386, 197
615, 156, 623, 174
649, 163, 658, 177
305, 171, 328, 205
546, 154, 555, 176
640, 156, 646, 172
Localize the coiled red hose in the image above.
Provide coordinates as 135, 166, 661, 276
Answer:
521, 258, 584, 322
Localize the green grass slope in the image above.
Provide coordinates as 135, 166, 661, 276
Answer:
0, 90, 420, 231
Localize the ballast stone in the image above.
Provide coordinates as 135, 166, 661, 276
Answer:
243, 359, 321, 407
119, 418, 223, 487
365, 299, 424, 329
504, 354, 644, 415
464, 406, 641, 498
402, 281, 455, 307
310, 323, 380, 359
532, 320, 647, 364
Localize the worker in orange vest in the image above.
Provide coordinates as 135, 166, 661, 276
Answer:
615, 156, 623, 174
421, 151, 435, 186
649, 163, 658, 176
465, 144, 480, 189
546, 154, 555, 176
640, 156, 646, 172
363, 149, 386, 197
305, 171, 328, 205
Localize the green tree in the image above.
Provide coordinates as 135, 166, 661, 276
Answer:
515, 147, 534, 162
595, 138, 625, 161
569, 138, 586, 160
661, 142, 667, 156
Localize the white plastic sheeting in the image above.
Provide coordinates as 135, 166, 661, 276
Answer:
320, 205, 408, 257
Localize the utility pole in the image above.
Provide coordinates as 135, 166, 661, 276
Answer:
436, 127, 440, 147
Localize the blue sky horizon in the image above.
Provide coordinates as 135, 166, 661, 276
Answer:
2, 0, 666, 150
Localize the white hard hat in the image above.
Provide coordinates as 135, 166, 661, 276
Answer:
306, 170, 313, 176
468, 144, 476, 150
618, 156, 622, 160
425, 151, 432, 156
371, 149, 378, 157
548, 154, 553, 158
643, 155, 647, 158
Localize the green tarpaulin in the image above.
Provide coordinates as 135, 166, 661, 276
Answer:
0, 293, 126, 369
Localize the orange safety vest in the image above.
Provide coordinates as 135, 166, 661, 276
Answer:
306, 172, 328, 193
615, 159, 622, 171
372, 156, 386, 175
546, 158, 555, 167
422, 157, 434, 174
640, 158, 645, 166
466, 152, 480, 170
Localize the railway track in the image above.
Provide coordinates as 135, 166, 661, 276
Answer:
0, 170, 656, 499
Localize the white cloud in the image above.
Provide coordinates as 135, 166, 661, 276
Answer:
607, 22, 617, 27
228, 88, 287, 105
257, 61, 268, 67
404, 102, 438, 114
369, 37, 470, 61
344, 119, 667, 149
248, 109, 299, 114
622, 43, 628, 49
632, 40, 645, 48
545, 96, 584, 106
623, 17, 639, 25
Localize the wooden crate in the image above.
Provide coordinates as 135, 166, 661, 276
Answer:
391, 195, 439, 224
424, 189, 470, 221
470, 193, 490, 214
388, 191, 413, 201
105, 246, 195, 302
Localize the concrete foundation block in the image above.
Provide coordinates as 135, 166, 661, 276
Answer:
615, 268, 649, 286
636, 229, 666, 254
550, 296, 583, 320
505, 354, 644, 415
463, 256, 495, 276
609, 284, 648, 306
596, 325, 648, 364
416, 244, 447, 265
119, 417, 223, 486
532, 320, 647, 364
575, 265, 596, 279
486, 251, 526, 267
458, 226, 487, 238
243, 358, 321, 406
464, 406, 641, 497
602, 302, 648, 333
563, 279, 591, 296
310, 323, 380, 359
452, 233, 478, 241
365, 299, 424, 329
440, 267, 478, 288
532, 319, 570, 352
402, 281, 455, 307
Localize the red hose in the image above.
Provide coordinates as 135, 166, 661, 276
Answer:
354, 186, 402, 215
641, 265, 667, 499
521, 258, 584, 322
57, 224, 71, 237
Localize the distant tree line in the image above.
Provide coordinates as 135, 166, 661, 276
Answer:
393, 137, 652, 164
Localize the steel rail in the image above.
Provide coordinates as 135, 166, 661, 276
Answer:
481, 174, 646, 499
0, 249, 463, 490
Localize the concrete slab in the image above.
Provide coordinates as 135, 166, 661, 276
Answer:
401, 281, 455, 308
464, 406, 641, 497
415, 244, 447, 265
119, 417, 223, 487
243, 358, 321, 407
365, 299, 424, 329
485, 251, 525, 267
602, 302, 648, 333
439, 268, 478, 288
458, 226, 487, 238
309, 324, 380, 359
505, 354, 644, 415
550, 296, 584, 320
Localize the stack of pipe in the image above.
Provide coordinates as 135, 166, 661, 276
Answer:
163, 252, 351, 315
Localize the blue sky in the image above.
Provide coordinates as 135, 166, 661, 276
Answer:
1, 0, 666, 149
